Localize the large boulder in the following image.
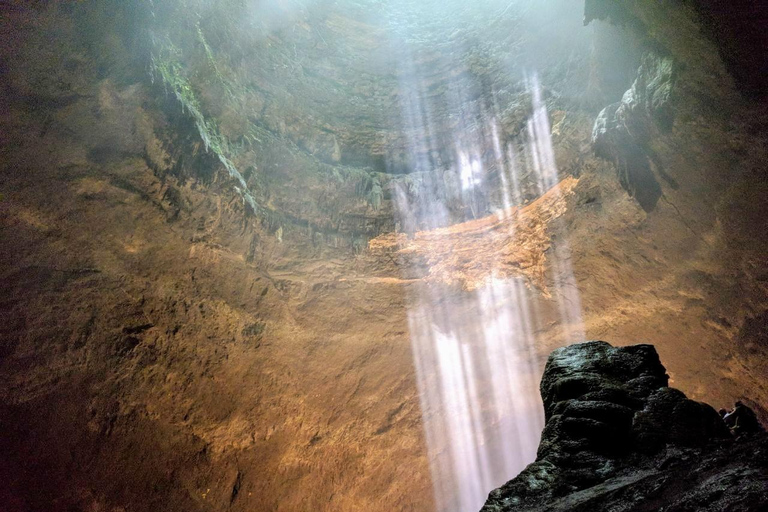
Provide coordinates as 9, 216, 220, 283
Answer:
481, 341, 767, 512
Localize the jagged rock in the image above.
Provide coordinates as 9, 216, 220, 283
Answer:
481, 341, 768, 512
592, 52, 676, 212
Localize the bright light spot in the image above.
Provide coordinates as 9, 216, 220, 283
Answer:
459, 152, 483, 190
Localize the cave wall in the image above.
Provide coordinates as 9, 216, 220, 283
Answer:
0, 1, 767, 511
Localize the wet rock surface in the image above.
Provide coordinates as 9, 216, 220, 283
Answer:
482, 341, 768, 512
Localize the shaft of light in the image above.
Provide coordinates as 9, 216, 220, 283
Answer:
393, 46, 584, 509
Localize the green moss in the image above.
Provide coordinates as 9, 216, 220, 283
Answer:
145, 0, 389, 225
150, 34, 259, 212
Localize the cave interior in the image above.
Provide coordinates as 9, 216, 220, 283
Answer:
0, 0, 767, 511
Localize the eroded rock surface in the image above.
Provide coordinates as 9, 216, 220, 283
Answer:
592, 52, 676, 212
482, 341, 767, 512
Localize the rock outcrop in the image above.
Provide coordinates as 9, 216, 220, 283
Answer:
591, 52, 676, 212
482, 341, 768, 512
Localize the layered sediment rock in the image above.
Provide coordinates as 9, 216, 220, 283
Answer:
482, 341, 768, 512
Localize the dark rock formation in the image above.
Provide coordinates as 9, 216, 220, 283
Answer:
482, 341, 768, 512
686, 1, 768, 100
592, 53, 676, 212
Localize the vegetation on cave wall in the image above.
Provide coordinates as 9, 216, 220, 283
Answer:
49, 0, 388, 240
52, 0, 603, 240
65, 0, 642, 238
